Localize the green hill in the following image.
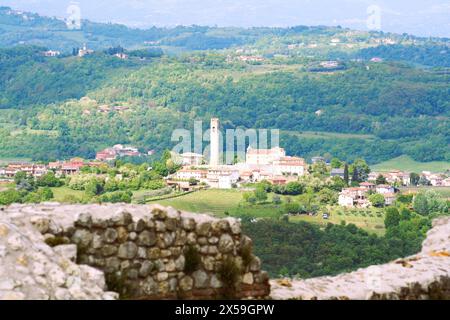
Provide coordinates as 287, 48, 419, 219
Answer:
0, 7, 448, 164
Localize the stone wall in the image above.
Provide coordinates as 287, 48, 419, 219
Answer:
271, 216, 450, 300
1, 203, 270, 300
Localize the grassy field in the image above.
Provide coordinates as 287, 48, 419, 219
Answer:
150, 189, 386, 234
150, 189, 244, 216
290, 206, 386, 235
50, 187, 85, 203
372, 155, 450, 173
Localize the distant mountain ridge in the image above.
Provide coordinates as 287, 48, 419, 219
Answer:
0, 6, 448, 53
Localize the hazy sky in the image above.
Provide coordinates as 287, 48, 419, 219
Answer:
1, 0, 449, 37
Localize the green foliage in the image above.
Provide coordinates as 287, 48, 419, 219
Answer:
98, 191, 132, 203
384, 207, 401, 228
85, 178, 104, 197
218, 256, 241, 299
413, 191, 448, 216
184, 245, 201, 274
254, 185, 268, 203
369, 193, 385, 208
243, 216, 430, 278
376, 174, 388, 185
0, 189, 23, 205
410, 173, 420, 186
36, 172, 63, 187
317, 188, 338, 205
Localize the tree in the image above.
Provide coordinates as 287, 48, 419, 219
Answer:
351, 167, 359, 185
385, 207, 400, 228
37, 172, 62, 187
0, 189, 23, 205
418, 176, 431, 186
317, 188, 338, 205
284, 202, 300, 214
343, 163, 349, 186
85, 179, 104, 197
254, 185, 268, 203
376, 174, 388, 185
413, 193, 429, 215
330, 158, 342, 169
369, 193, 385, 207
409, 173, 420, 186
350, 159, 370, 182
285, 182, 304, 195
330, 176, 346, 192
39, 187, 54, 201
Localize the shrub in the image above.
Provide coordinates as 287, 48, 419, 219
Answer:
240, 244, 253, 269
218, 256, 241, 299
184, 245, 201, 274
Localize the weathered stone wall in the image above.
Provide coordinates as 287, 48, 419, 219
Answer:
1, 203, 270, 300
271, 216, 450, 300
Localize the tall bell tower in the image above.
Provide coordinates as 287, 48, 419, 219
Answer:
210, 118, 220, 167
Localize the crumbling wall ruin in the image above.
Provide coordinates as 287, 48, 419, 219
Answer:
0, 203, 270, 300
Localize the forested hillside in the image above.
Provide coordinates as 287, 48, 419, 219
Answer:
0, 7, 448, 165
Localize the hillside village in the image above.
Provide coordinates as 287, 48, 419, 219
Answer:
1, 118, 449, 212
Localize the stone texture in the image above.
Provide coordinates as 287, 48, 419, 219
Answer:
138, 230, 156, 246
192, 270, 210, 289
218, 234, 234, 253
0, 204, 269, 300
118, 242, 138, 259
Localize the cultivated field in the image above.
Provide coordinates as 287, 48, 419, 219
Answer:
372, 155, 450, 173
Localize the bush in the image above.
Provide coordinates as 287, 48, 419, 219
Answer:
218, 257, 241, 299
240, 243, 253, 268
184, 245, 201, 274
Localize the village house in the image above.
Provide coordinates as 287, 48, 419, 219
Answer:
174, 169, 208, 182
114, 52, 129, 60
49, 158, 85, 176
207, 167, 240, 189
443, 177, 450, 187
376, 184, 395, 194
95, 148, 117, 162
43, 50, 61, 57
179, 153, 205, 166
246, 147, 286, 166
272, 156, 307, 176
338, 187, 370, 208
78, 44, 94, 57
330, 168, 345, 179
237, 55, 265, 63
360, 182, 376, 191
384, 193, 397, 206
421, 171, 446, 187
0, 163, 48, 178
96, 145, 141, 161
368, 170, 411, 186
311, 156, 326, 164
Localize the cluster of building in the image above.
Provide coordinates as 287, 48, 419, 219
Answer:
0, 163, 48, 179
0, 158, 104, 180
338, 183, 397, 208
78, 44, 94, 57
419, 171, 450, 187
95, 145, 141, 162
167, 118, 307, 190
367, 170, 450, 187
